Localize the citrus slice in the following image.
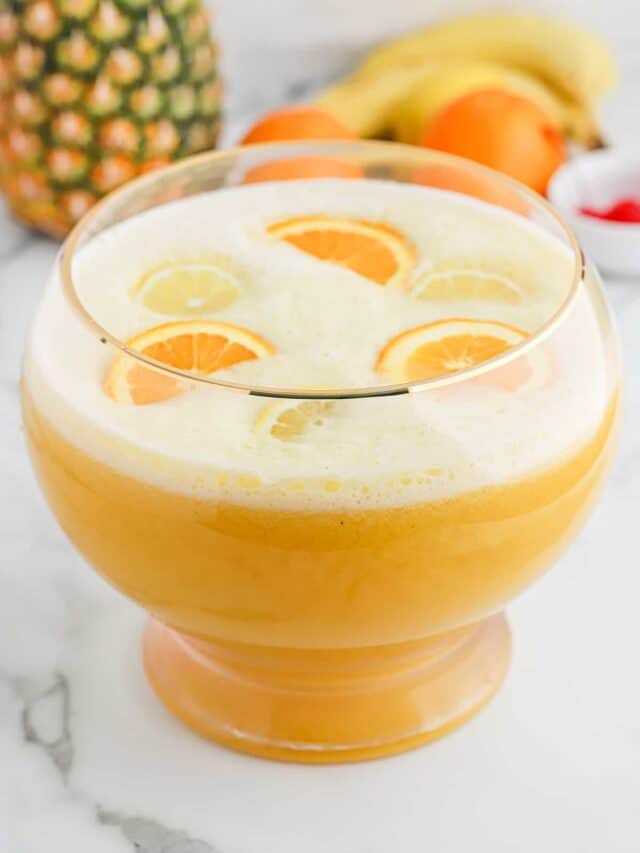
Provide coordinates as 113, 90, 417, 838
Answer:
134, 257, 242, 316
411, 263, 522, 304
254, 398, 334, 441
267, 215, 415, 286
105, 320, 275, 405
474, 345, 554, 393
376, 318, 527, 384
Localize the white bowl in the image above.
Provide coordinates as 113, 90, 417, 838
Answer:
548, 150, 640, 277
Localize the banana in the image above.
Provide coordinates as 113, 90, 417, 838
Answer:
316, 63, 439, 138
388, 62, 603, 148
358, 14, 617, 105
317, 59, 603, 148
317, 14, 613, 149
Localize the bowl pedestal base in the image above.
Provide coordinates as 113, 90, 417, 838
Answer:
143, 614, 511, 763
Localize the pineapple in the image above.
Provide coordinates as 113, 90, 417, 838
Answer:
0, 0, 222, 237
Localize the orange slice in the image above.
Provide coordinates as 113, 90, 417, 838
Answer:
376, 318, 527, 384
474, 344, 554, 393
267, 215, 415, 286
105, 320, 275, 405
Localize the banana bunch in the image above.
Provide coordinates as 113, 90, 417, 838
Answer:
316, 13, 618, 149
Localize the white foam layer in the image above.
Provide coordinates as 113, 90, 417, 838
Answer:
25, 180, 612, 509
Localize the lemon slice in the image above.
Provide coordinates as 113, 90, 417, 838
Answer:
135, 258, 242, 316
254, 399, 335, 441
411, 264, 522, 303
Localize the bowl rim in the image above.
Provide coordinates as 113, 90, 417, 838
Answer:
59, 140, 586, 401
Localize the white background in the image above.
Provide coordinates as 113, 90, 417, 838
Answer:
210, 0, 639, 139
1, 2, 639, 852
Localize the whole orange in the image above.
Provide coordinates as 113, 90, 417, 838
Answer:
240, 106, 357, 145
412, 163, 527, 215
242, 156, 364, 184
422, 89, 566, 195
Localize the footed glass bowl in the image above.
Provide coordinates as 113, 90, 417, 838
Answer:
22, 142, 621, 762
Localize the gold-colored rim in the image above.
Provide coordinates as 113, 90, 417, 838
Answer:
60, 140, 585, 400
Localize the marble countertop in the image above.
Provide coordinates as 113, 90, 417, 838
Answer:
2, 44, 640, 853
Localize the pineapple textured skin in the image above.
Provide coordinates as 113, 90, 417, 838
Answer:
0, 0, 221, 236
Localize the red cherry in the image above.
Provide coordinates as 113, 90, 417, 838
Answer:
605, 199, 640, 222
579, 197, 640, 223
580, 205, 607, 219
